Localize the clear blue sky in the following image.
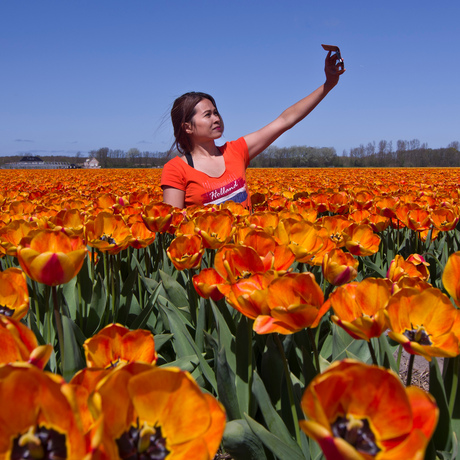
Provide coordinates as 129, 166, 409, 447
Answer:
1, 1, 459, 157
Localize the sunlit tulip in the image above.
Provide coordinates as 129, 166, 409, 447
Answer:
285, 220, 325, 263
128, 221, 156, 249
17, 229, 87, 286
342, 223, 381, 256
0, 267, 29, 320
405, 208, 432, 232
192, 268, 226, 301
89, 365, 226, 460
317, 215, 352, 248
430, 206, 459, 231
83, 323, 157, 369
352, 190, 374, 210
167, 235, 204, 270
142, 202, 174, 233
442, 251, 460, 306
363, 213, 391, 233
225, 271, 277, 321
387, 254, 430, 282
0, 315, 52, 368
48, 208, 86, 237
326, 278, 392, 341
240, 228, 295, 272
322, 248, 359, 286
386, 287, 460, 360
0, 219, 37, 257
214, 244, 266, 283
0, 364, 87, 459
85, 212, 132, 254
194, 210, 235, 249
375, 196, 399, 219
232, 272, 327, 335
300, 360, 438, 460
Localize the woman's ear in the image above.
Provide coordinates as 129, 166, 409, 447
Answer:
183, 122, 193, 134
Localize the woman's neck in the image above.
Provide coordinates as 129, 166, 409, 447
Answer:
190, 140, 221, 158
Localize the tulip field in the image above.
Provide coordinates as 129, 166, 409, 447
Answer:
1, 166, 460, 459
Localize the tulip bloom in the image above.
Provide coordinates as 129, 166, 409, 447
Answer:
142, 202, 174, 234
326, 278, 392, 341
167, 235, 204, 271
322, 248, 359, 286
442, 251, 460, 306
89, 365, 226, 460
0, 364, 87, 459
0, 315, 52, 369
0, 267, 29, 320
342, 223, 381, 256
192, 268, 226, 301
300, 360, 438, 460
83, 323, 157, 369
17, 229, 88, 286
193, 210, 236, 249
387, 254, 430, 282
386, 287, 460, 360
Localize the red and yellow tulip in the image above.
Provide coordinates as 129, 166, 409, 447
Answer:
0, 267, 29, 320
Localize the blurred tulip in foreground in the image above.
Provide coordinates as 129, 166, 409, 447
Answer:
442, 251, 460, 306
300, 360, 438, 460
0, 267, 29, 320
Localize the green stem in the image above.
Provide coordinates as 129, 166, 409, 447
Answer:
52, 285, 65, 373
308, 327, 321, 373
367, 339, 378, 365
275, 334, 301, 447
448, 355, 459, 416
406, 353, 415, 387
396, 345, 403, 372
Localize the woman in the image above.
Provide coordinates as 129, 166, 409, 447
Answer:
161, 50, 345, 209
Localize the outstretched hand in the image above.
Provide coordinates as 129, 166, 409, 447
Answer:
325, 50, 346, 89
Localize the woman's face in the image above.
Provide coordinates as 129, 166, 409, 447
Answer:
186, 98, 223, 144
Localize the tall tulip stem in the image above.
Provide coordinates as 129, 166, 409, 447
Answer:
448, 355, 459, 416
275, 334, 301, 447
367, 340, 378, 365
406, 353, 415, 387
52, 285, 65, 372
308, 328, 321, 373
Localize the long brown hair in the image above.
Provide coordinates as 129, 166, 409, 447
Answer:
170, 92, 224, 154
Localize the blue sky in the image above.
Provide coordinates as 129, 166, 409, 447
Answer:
1, 1, 459, 157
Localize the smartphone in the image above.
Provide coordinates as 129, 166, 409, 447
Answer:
321, 44, 343, 64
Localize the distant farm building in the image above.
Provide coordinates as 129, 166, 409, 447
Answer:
1, 155, 75, 169
83, 158, 101, 169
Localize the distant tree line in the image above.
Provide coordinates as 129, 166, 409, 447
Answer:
251, 140, 460, 168
2, 140, 459, 168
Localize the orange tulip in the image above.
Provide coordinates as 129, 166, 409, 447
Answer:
17, 229, 87, 286
0, 219, 37, 257
89, 364, 226, 460
300, 359, 438, 460
142, 202, 174, 234
0, 364, 87, 459
442, 251, 460, 306
167, 234, 204, 271
342, 223, 381, 256
0, 267, 29, 320
322, 248, 359, 286
387, 254, 430, 282
83, 323, 157, 369
194, 210, 235, 249
192, 268, 227, 301
386, 287, 460, 360
48, 208, 86, 237
0, 315, 52, 369
285, 220, 325, 263
85, 212, 132, 254
128, 221, 156, 249
230, 272, 327, 335
326, 278, 392, 341
430, 206, 459, 231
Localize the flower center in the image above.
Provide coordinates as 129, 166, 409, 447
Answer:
11, 425, 67, 460
0, 304, 14, 316
116, 421, 169, 460
100, 234, 117, 244
403, 325, 432, 345
331, 414, 380, 456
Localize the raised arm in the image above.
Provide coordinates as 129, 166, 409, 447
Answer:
243, 51, 345, 161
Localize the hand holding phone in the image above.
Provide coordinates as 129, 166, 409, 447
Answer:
321, 44, 344, 67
